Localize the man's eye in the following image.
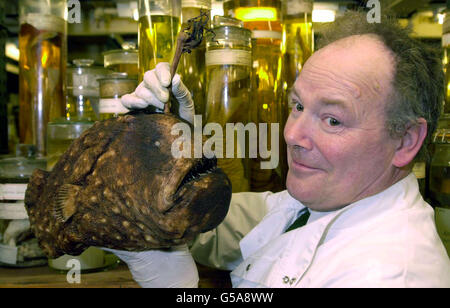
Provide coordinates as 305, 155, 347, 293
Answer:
295, 102, 304, 112
326, 117, 341, 126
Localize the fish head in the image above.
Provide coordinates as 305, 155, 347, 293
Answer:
117, 112, 232, 241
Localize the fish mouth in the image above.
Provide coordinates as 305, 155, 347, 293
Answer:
176, 157, 218, 193
168, 155, 231, 236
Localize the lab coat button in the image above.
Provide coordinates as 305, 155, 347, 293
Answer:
246, 264, 251, 271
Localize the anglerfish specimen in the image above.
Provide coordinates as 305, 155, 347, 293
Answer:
25, 111, 231, 258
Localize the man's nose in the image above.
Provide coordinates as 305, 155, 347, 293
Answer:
284, 112, 314, 151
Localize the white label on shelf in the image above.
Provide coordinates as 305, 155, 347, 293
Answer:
412, 162, 426, 179
284, 0, 313, 14
0, 243, 17, 265
0, 184, 27, 201
21, 13, 66, 33
443, 33, 450, 47
0, 202, 28, 220
182, 0, 211, 9
252, 30, 282, 39
99, 98, 129, 114
435, 207, 450, 257
206, 49, 252, 67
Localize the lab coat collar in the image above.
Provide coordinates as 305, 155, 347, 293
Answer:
325, 172, 421, 230
239, 189, 306, 259
233, 173, 421, 287
240, 173, 420, 259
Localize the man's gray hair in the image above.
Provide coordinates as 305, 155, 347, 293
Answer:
317, 10, 444, 161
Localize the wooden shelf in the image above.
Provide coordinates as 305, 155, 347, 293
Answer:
0, 262, 232, 288
0, 263, 138, 288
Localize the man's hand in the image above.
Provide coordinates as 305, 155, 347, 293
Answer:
121, 62, 195, 124
102, 244, 199, 288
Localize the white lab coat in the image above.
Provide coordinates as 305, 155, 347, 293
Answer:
190, 173, 450, 287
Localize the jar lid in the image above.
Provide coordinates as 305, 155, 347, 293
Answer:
97, 72, 136, 83
73, 59, 94, 67
98, 73, 138, 98
208, 16, 251, 47
182, 0, 211, 9
282, 0, 313, 15
103, 49, 139, 68
213, 15, 243, 28
47, 119, 94, 140
69, 59, 109, 73
0, 145, 47, 180
102, 49, 138, 56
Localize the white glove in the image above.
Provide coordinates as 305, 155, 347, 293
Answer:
102, 244, 199, 288
121, 62, 195, 124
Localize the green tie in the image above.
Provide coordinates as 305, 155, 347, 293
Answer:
285, 209, 310, 232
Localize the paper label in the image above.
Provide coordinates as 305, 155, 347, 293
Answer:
252, 30, 282, 39
206, 49, 252, 67
435, 207, 450, 257
99, 98, 129, 114
443, 33, 450, 47
182, 0, 211, 9
0, 184, 27, 201
412, 162, 426, 179
283, 0, 313, 14
0, 202, 28, 220
21, 13, 66, 33
0, 243, 17, 265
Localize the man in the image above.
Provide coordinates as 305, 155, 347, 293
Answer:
112, 10, 450, 287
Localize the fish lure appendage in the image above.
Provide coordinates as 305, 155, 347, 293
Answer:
182, 10, 216, 53
166, 10, 216, 114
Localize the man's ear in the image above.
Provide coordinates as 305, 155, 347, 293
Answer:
392, 118, 427, 168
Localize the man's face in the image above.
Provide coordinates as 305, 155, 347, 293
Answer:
284, 35, 401, 211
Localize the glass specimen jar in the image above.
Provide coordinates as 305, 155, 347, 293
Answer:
18, 0, 67, 157
178, 0, 211, 119
103, 49, 139, 80
429, 128, 450, 257
224, 0, 285, 192
46, 119, 93, 171
443, 7, 450, 114
138, 0, 182, 81
0, 144, 47, 267
98, 73, 138, 120
281, 0, 313, 107
205, 16, 252, 192
66, 59, 111, 122
429, 129, 450, 207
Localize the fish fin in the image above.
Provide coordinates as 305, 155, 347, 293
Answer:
54, 184, 82, 223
